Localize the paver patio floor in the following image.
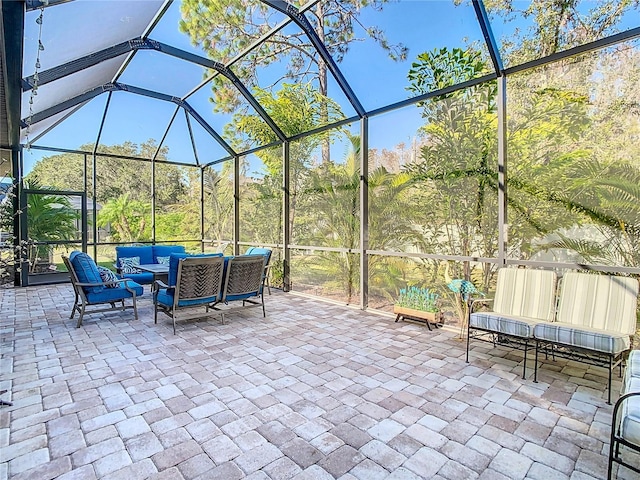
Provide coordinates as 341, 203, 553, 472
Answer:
1, 284, 638, 479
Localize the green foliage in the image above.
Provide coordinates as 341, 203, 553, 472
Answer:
395, 286, 440, 313
27, 140, 187, 207
96, 194, 150, 243
179, 0, 406, 112
226, 83, 344, 152
482, 0, 639, 63
24, 179, 80, 272
407, 47, 488, 97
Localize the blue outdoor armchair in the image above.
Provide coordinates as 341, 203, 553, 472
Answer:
153, 254, 225, 334
214, 254, 267, 323
63, 252, 143, 328
244, 247, 272, 295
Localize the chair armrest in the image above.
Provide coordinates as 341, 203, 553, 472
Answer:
76, 279, 127, 288
154, 279, 170, 290
612, 391, 640, 438
470, 297, 494, 313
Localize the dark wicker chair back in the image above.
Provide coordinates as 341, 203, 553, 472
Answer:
175, 256, 225, 303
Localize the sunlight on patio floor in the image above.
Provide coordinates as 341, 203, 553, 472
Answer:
1, 284, 639, 479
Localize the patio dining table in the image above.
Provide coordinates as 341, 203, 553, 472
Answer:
137, 263, 169, 287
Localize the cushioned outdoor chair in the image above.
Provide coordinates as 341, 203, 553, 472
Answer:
244, 247, 272, 295
214, 254, 267, 323
153, 254, 225, 334
63, 252, 143, 328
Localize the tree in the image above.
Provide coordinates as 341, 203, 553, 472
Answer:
27, 140, 187, 207
539, 158, 640, 267
180, 0, 406, 163
482, 0, 640, 64
230, 83, 343, 243
24, 179, 79, 273
405, 47, 499, 289
97, 194, 151, 243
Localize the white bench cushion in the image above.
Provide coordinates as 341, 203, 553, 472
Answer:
493, 268, 558, 321
534, 321, 631, 355
557, 273, 638, 335
470, 312, 541, 338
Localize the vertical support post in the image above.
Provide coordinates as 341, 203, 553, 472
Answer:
282, 141, 291, 292
92, 154, 97, 259
80, 192, 88, 254
360, 117, 369, 310
151, 157, 156, 244
200, 166, 205, 252
93, 91, 111, 258
497, 76, 507, 265
82, 153, 88, 253
18, 153, 28, 286
14, 149, 26, 286
3, 0, 25, 285
233, 155, 240, 255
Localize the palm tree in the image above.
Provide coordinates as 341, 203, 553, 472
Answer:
25, 179, 79, 273
97, 193, 150, 242
538, 158, 640, 267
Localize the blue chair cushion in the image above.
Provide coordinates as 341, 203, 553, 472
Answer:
116, 246, 154, 266
168, 252, 223, 287
156, 288, 219, 308
153, 245, 186, 263
86, 280, 143, 303
245, 247, 272, 263
226, 292, 259, 302
69, 251, 103, 294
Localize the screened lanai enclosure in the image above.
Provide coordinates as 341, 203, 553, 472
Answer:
1, 0, 640, 319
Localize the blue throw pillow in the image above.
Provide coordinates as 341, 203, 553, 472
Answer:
97, 266, 119, 288
120, 256, 142, 274
157, 256, 170, 265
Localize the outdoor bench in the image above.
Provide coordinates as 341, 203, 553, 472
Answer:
608, 349, 640, 479
466, 267, 558, 378
467, 268, 638, 404
533, 272, 638, 404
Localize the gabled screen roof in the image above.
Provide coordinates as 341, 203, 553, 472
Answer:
16, 0, 640, 169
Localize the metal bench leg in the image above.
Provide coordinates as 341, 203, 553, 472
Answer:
534, 341, 539, 383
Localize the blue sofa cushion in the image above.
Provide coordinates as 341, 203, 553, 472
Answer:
86, 280, 143, 303
153, 245, 186, 264
97, 266, 119, 288
69, 251, 103, 293
168, 252, 223, 287
156, 288, 219, 308
116, 246, 154, 266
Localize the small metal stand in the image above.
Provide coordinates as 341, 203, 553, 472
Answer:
395, 312, 443, 331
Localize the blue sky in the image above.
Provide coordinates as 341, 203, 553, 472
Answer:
21, 0, 640, 175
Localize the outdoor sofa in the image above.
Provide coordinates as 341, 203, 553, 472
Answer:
467, 267, 639, 404
115, 244, 186, 284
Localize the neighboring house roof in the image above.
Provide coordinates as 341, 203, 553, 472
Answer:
68, 196, 101, 212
